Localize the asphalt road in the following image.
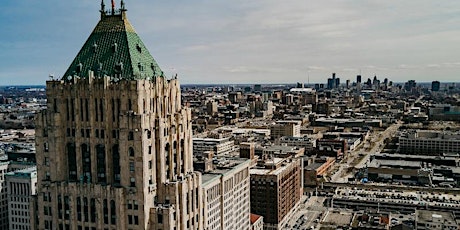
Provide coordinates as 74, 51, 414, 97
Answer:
330, 122, 402, 182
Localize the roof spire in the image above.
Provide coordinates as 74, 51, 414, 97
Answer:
121, 0, 126, 10
100, 0, 106, 17
111, 0, 115, 15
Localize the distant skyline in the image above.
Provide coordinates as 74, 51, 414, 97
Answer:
1, 1, 460, 85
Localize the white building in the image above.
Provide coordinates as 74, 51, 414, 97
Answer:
0, 156, 35, 230
278, 136, 316, 152
193, 137, 237, 156
399, 130, 460, 155
6, 166, 37, 230
270, 120, 301, 140
0, 160, 9, 230
202, 158, 251, 230
250, 214, 263, 230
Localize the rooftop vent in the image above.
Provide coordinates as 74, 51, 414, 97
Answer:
92, 43, 98, 53
112, 43, 118, 53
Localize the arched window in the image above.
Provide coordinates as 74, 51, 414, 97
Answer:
129, 147, 135, 157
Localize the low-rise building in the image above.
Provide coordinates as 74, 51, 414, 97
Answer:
278, 136, 316, 153
304, 157, 335, 187
269, 120, 301, 140
415, 210, 458, 230
250, 157, 303, 230
250, 214, 264, 230
351, 212, 390, 230
193, 137, 237, 156
399, 130, 460, 155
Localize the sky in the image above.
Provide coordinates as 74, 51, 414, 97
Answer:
1, 1, 460, 85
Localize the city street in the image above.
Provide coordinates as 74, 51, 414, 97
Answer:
284, 196, 326, 229
330, 122, 402, 182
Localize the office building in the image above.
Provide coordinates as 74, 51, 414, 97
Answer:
415, 210, 458, 230
431, 81, 440, 92
202, 158, 251, 230
399, 130, 460, 155
269, 120, 301, 140
0, 160, 9, 230
6, 166, 37, 230
250, 157, 303, 230
35, 2, 202, 229
193, 137, 236, 156
0, 156, 35, 230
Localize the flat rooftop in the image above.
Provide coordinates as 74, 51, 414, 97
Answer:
368, 159, 421, 169
323, 211, 353, 226
202, 157, 250, 185
416, 210, 456, 224
305, 162, 323, 170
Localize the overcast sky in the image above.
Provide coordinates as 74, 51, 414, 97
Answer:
1, 1, 460, 85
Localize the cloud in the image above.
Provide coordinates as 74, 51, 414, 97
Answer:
1, 0, 460, 84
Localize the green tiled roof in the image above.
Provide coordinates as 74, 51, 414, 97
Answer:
63, 12, 162, 80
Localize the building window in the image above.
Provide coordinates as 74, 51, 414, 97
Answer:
90, 198, 96, 223
64, 196, 70, 220
112, 145, 121, 185
129, 147, 135, 157
96, 145, 106, 183
129, 161, 135, 173
81, 144, 91, 183
110, 200, 116, 224
158, 214, 163, 224
67, 143, 77, 181
128, 131, 134, 141
130, 177, 136, 187
147, 130, 152, 138
66, 99, 70, 121
103, 199, 108, 224
99, 99, 104, 122
77, 197, 82, 221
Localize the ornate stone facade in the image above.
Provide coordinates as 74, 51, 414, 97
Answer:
35, 3, 202, 230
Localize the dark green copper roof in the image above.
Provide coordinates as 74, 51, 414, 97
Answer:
63, 11, 162, 80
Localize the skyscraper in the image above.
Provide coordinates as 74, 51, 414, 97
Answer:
35, 2, 202, 229
432, 81, 441, 92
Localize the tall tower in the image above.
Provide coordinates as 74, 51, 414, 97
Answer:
35, 2, 202, 230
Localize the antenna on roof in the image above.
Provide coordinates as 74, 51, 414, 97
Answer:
100, 0, 106, 18
121, 0, 126, 10
111, 0, 115, 15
